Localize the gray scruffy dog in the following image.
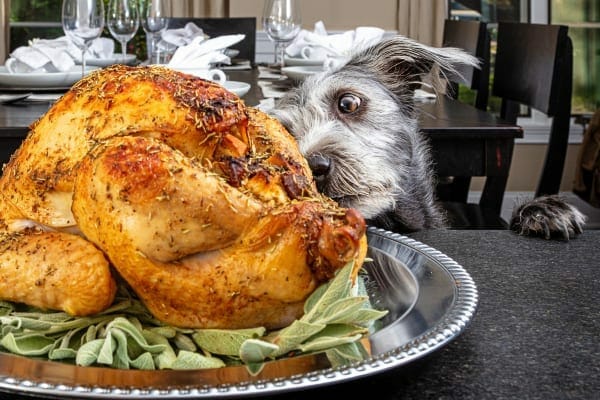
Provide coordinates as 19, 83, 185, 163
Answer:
270, 35, 586, 239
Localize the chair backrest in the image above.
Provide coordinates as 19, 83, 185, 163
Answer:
492, 22, 573, 197
167, 17, 257, 65
442, 19, 490, 110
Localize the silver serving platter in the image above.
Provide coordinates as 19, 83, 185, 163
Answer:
0, 227, 478, 399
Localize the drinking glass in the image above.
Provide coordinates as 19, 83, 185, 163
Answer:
107, 0, 139, 63
62, 0, 105, 77
262, 0, 301, 69
139, 0, 169, 64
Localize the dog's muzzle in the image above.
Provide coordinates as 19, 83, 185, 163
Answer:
307, 154, 331, 191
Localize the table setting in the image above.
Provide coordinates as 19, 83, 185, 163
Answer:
256, 17, 386, 102
0, 0, 252, 103
282, 21, 385, 75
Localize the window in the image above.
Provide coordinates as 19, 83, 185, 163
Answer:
9, 0, 63, 51
9, 0, 147, 61
550, 0, 599, 114
449, 0, 599, 114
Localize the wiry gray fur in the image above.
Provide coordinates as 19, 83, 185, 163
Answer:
270, 35, 586, 238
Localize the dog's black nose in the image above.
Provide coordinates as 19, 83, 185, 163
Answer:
307, 154, 331, 178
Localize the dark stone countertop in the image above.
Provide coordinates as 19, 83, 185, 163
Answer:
265, 228, 600, 400
2, 228, 598, 400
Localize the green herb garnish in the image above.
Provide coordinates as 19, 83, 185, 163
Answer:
0, 261, 387, 372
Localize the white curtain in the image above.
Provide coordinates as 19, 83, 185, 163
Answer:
0, 0, 8, 62
169, 0, 229, 18
397, 0, 447, 46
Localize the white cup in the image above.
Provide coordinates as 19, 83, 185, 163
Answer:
5, 58, 33, 73
172, 67, 227, 84
300, 45, 329, 61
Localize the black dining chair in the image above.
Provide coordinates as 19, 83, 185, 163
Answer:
442, 18, 490, 111
440, 21, 574, 229
436, 18, 491, 204
167, 17, 257, 65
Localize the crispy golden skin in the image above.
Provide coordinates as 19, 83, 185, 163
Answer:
0, 65, 367, 329
0, 229, 116, 316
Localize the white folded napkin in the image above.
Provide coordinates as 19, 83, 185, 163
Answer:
5, 36, 116, 73
286, 21, 385, 62
167, 34, 245, 68
161, 22, 207, 47
66, 37, 115, 62
7, 37, 75, 73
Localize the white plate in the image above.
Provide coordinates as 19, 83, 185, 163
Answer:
79, 53, 137, 67
281, 66, 326, 81
0, 66, 99, 88
284, 56, 325, 66
223, 80, 251, 97
0, 227, 478, 398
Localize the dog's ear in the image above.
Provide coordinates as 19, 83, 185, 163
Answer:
345, 35, 480, 96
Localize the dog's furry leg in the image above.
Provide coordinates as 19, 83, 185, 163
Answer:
509, 194, 586, 239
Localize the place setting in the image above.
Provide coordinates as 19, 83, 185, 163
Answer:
0, 0, 125, 92
153, 22, 252, 97
0, 0, 251, 100
282, 21, 385, 79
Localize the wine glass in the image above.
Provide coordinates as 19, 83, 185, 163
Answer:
139, 0, 169, 64
62, 0, 105, 77
262, 0, 302, 70
107, 0, 139, 64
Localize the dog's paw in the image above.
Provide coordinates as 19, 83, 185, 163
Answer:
509, 194, 586, 240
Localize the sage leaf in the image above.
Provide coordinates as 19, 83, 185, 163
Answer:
299, 333, 363, 353
146, 331, 177, 369
245, 362, 265, 376
111, 328, 134, 369
76, 339, 104, 366
302, 261, 354, 323
130, 352, 155, 370
173, 332, 197, 352
325, 341, 369, 367
336, 307, 389, 326
270, 320, 325, 357
49, 347, 77, 360
171, 350, 225, 370
0, 332, 55, 356
192, 327, 266, 356
297, 324, 367, 353
0, 316, 53, 331
0, 301, 14, 315
97, 333, 117, 365
239, 338, 278, 363
148, 326, 177, 338
313, 296, 370, 325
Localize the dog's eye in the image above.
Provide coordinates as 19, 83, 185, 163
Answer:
338, 93, 361, 114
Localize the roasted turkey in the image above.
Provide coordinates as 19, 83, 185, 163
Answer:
0, 65, 367, 329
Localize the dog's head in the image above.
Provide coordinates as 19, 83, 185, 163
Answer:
270, 35, 478, 230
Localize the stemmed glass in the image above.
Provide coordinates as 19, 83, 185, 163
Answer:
62, 0, 105, 77
107, 0, 139, 64
139, 0, 169, 64
262, 0, 302, 70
